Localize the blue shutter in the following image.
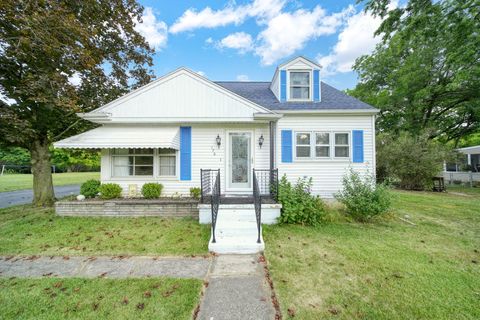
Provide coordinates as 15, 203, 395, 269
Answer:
352, 130, 364, 163
180, 127, 191, 180
313, 69, 320, 102
280, 70, 287, 102
281, 130, 293, 163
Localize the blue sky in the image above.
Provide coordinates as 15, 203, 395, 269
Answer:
136, 0, 386, 90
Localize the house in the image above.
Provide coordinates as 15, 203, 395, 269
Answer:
443, 145, 480, 185
54, 56, 379, 253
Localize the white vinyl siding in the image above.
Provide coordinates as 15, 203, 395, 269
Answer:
277, 115, 375, 198
101, 123, 270, 196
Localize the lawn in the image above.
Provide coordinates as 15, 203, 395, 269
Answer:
0, 277, 202, 319
264, 189, 480, 320
0, 172, 100, 192
0, 205, 210, 256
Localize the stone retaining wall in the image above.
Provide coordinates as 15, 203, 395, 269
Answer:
55, 199, 199, 218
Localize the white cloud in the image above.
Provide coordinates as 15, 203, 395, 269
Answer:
205, 37, 214, 44
135, 7, 168, 50
255, 5, 354, 65
197, 71, 206, 77
318, 2, 398, 76
236, 74, 250, 81
68, 72, 82, 87
170, 0, 286, 34
217, 32, 254, 53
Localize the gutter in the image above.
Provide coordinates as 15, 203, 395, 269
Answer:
276, 109, 380, 115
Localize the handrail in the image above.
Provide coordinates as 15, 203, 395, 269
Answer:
210, 170, 221, 243
200, 169, 220, 204
253, 169, 279, 201
253, 169, 262, 244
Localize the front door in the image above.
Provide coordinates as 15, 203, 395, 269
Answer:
228, 132, 252, 190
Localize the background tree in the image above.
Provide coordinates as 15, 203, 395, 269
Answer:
349, 0, 480, 143
0, 1, 154, 206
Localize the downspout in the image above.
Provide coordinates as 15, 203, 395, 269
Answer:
269, 121, 276, 170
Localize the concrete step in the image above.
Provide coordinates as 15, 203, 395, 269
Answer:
208, 234, 264, 254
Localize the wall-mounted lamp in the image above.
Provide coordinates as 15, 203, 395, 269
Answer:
258, 134, 264, 148
216, 134, 221, 149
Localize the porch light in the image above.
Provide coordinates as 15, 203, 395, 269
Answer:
216, 134, 221, 148
258, 134, 264, 148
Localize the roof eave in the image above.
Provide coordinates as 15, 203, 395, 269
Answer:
277, 109, 380, 115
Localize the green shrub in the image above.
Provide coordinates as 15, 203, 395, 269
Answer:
189, 187, 201, 200
99, 183, 122, 200
141, 183, 163, 199
377, 132, 450, 190
80, 179, 101, 198
335, 169, 391, 222
277, 175, 326, 226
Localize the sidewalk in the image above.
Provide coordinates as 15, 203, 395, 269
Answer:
197, 254, 276, 320
0, 255, 210, 279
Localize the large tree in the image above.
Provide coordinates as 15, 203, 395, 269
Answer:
0, 1, 154, 206
349, 0, 480, 143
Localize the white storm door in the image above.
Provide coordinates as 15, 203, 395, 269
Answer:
228, 132, 252, 190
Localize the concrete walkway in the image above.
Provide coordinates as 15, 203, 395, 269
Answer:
198, 254, 276, 320
0, 254, 277, 319
0, 184, 80, 208
0, 255, 210, 279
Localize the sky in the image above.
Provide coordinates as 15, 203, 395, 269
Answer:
135, 0, 388, 90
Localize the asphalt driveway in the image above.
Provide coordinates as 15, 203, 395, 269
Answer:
0, 185, 80, 208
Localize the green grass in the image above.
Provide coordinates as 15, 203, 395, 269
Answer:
264, 190, 480, 320
0, 172, 100, 192
0, 205, 209, 256
0, 277, 202, 319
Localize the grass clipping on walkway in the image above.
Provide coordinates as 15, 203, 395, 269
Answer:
0, 277, 202, 319
0, 205, 209, 256
264, 189, 480, 319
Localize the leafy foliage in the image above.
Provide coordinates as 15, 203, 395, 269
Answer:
99, 183, 122, 200
377, 132, 449, 190
277, 175, 326, 226
335, 169, 392, 222
141, 183, 163, 199
0, 1, 155, 205
351, 0, 480, 143
80, 179, 101, 199
189, 187, 201, 200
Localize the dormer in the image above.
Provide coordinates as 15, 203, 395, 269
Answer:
270, 56, 321, 103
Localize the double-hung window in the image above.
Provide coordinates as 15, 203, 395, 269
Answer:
289, 72, 310, 100
159, 148, 176, 176
295, 132, 311, 158
315, 133, 330, 157
294, 131, 350, 160
334, 133, 350, 158
112, 149, 154, 176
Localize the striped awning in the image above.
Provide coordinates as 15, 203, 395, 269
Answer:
54, 125, 180, 149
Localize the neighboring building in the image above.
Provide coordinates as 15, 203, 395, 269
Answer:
54, 56, 379, 253
443, 145, 480, 185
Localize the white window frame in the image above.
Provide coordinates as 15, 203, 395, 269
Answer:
158, 148, 177, 177
314, 132, 330, 158
293, 130, 351, 161
110, 148, 178, 179
288, 70, 312, 101
111, 148, 154, 177
295, 132, 312, 159
334, 132, 350, 159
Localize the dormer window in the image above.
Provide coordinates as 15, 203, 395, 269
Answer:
289, 71, 310, 100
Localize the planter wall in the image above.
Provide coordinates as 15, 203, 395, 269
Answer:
55, 199, 199, 218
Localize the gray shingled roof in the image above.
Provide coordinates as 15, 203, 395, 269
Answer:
215, 81, 376, 111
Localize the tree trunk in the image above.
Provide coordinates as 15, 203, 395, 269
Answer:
30, 139, 55, 206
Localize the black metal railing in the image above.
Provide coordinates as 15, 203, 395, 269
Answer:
200, 169, 220, 204
253, 169, 279, 201
253, 170, 262, 244
210, 170, 221, 243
